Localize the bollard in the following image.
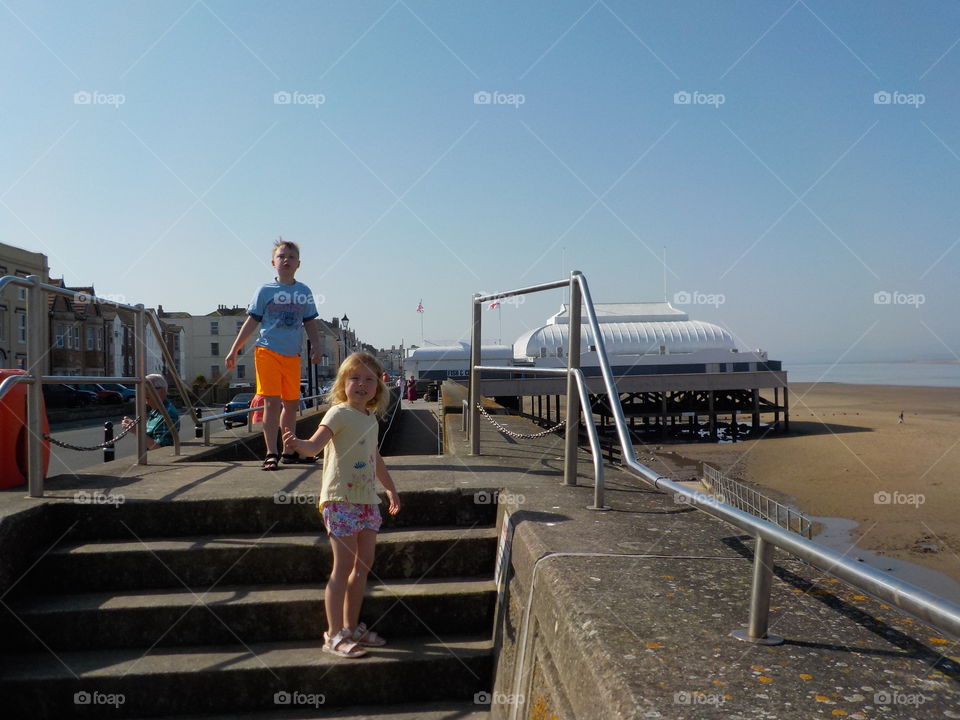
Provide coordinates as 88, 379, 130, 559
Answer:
103, 421, 115, 463
194, 406, 203, 439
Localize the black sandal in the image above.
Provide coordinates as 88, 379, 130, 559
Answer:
262, 453, 280, 471
281, 452, 316, 465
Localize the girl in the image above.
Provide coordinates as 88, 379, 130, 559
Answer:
282, 352, 401, 658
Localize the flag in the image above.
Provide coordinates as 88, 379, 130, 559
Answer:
416, 300, 424, 313
488, 300, 500, 309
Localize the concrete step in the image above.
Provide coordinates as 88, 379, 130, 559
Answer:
0, 635, 494, 719
43, 488, 498, 542
7, 577, 496, 651
24, 525, 498, 592
143, 701, 490, 719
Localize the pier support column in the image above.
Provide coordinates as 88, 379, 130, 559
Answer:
708, 391, 717, 441
752, 389, 760, 431
783, 386, 790, 433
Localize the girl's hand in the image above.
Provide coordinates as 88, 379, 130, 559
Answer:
386, 489, 401, 515
281, 428, 300, 452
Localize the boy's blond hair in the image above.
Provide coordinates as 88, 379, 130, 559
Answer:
328, 352, 388, 415
272, 237, 300, 258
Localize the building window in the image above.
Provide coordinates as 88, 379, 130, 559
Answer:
72, 326, 80, 349
17, 311, 26, 343
86, 327, 95, 350
210, 365, 219, 379
55, 323, 65, 348
96, 328, 103, 351
236, 320, 243, 332
0, 305, 6, 342
210, 321, 219, 335
237, 365, 245, 379
211, 342, 219, 356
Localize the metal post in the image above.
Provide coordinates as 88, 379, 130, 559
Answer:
134, 306, 148, 465
26, 275, 45, 498
731, 536, 784, 645
469, 295, 481, 455
564, 274, 581, 486
194, 406, 203, 438
103, 422, 115, 462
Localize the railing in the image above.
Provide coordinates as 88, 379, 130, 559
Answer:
0, 274, 196, 497
469, 271, 960, 643
702, 464, 812, 539
194, 392, 329, 446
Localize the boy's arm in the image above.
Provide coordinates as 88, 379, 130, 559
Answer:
375, 452, 401, 515
226, 315, 259, 370
303, 318, 322, 364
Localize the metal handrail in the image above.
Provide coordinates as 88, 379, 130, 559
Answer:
474, 365, 606, 510
4, 274, 190, 495
468, 270, 960, 644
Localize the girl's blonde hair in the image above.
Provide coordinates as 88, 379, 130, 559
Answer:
328, 352, 388, 415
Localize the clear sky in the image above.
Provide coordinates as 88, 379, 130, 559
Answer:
2, 1, 959, 365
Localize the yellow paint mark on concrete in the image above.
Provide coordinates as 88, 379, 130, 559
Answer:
758, 676, 773, 683
831, 709, 848, 716
799, 674, 812, 680
645, 642, 663, 649
929, 637, 949, 645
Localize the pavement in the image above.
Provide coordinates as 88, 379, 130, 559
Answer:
2, 391, 959, 719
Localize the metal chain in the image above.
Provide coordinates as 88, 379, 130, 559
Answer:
476, 403, 566, 439
43, 417, 142, 451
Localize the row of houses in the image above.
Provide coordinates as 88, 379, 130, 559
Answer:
0, 242, 404, 399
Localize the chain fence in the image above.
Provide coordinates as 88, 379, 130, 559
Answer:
43, 417, 141, 452
476, 403, 566, 439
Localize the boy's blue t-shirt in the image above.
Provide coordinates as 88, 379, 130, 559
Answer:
247, 280, 319, 357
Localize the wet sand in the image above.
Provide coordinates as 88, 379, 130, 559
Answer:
644, 382, 960, 592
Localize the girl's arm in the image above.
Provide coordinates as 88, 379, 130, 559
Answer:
375, 452, 401, 515
282, 424, 333, 456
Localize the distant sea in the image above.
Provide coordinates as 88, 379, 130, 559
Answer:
787, 362, 960, 388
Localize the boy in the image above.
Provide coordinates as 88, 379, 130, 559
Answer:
226, 238, 322, 470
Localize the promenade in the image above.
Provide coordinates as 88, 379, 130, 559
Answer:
1, 394, 958, 719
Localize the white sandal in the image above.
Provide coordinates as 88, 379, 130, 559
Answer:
351, 621, 387, 647
323, 628, 367, 658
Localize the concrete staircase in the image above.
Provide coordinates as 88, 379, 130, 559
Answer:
0, 489, 497, 719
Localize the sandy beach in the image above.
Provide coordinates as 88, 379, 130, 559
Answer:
647, 382, 960, 591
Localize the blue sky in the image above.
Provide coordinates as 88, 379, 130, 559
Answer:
2, 1, 959, 364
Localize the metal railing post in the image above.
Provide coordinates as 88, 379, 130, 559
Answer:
103, 422, 115, 462
564, 273, 581, 486
732, 536, 784, 645
469, 294, 481, 455
26, 275, 45, 498
134, 305, 148, 465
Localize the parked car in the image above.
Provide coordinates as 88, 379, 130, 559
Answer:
70, 383, 124, 404
42, 383, 97, 408
98, 383, 136, 402
223, 392, 255, 428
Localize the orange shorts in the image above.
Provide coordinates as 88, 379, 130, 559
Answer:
254, 346, 301, 401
